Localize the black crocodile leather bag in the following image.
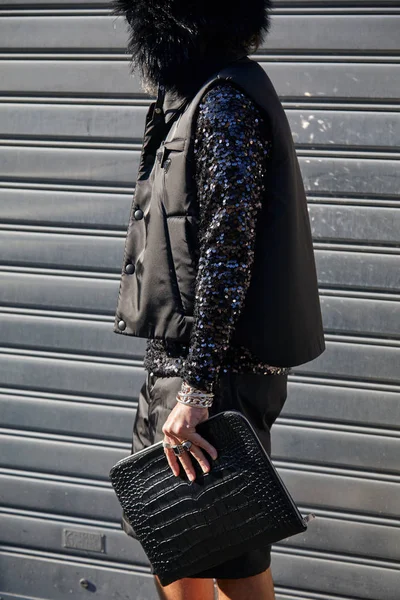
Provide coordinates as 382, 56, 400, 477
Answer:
109, 410, 312, 586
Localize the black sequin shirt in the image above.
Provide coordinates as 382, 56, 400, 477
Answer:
144, 83, 290, 393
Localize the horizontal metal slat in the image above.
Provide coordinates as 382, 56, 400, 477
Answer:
0, 102, 148, 141
0, 392, 135, 441
1, 229, 126, 271
1, 189, 399, 247
271, 424, 400, 474
0, 509, 399, 571
0, 59, 140, 97
0, 432, 128, 479
0, 145, 141, 186
299, 156, 399, 198
1, 191, 399, 246
271, 551, 400, 600
2, 0, 400, 5
264, 14, 400, 52
291, 110, 400, 150
0, 510, 148, 566
1, 103, 399, 150
0, 188, 132, 228
0, 472, 121, 521
1, 464, 399, 524
309, 205, 400, 245
279, 467, 400, 519
0, 319, 398, 390
0, 312, 147, 357
0, 594, 48, 600
0, 271, 119, 314
278, 513, 400, 563
286, 516, 400, 565
0, 313, 142, 357
283, 380, 400, 429
0, 352, 143, 401
314, 250, 400, 293
0, 549, 157, 600
0, 547, 396, 600
2, 0, 106, 4
258, 61, 400, 101
1, 14, 399, 53
320, 295, 399, 338
1, 419, 398, 480
0, 60, 398, 100
0, 245, 400, 296
294, 340, 400, 384
1, 378, 399, 439
3, 238, 398, 294
0, 295, 397, 364
0, 230, 125, 272
1, 144, 398, 196
0, 16, 127, 50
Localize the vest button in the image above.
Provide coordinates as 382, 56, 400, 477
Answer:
134, 209, 144, 220
118, 320, 126, 331
125, 263, 135, 275
155, 108, 162, 115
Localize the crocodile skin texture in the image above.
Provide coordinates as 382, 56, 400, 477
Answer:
109, 411, 307, 586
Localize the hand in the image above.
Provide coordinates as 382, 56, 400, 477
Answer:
162, 402, 218, 482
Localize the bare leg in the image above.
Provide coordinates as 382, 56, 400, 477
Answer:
154, 575, 215, 600
217, 567, 276, 600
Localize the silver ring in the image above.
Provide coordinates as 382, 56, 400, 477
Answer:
172, 444, 186, 456
163, 440, 193, 455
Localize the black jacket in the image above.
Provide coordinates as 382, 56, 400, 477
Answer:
114, 56, 325, 367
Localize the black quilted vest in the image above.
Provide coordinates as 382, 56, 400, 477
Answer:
114, 56, 325, 367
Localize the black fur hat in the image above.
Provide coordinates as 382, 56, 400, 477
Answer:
111, 0, 272, 96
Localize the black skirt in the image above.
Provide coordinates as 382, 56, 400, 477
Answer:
121, 370, 288, 580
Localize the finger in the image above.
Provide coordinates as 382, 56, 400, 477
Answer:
164, 448, 180, 477
184, 432, 218, 460
189, 444, 212, 475
177, 451, 197, 482
178, 444, 215, 481
163, 436, 181, 477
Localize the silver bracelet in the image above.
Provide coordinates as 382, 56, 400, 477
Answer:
176, 382, 214, 408
180, 381, 213, 397
176, 392, 214, 408
177, 390, 214, 400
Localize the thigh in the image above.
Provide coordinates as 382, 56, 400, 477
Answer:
131, 371, 153, 454
123, 372, 182, 539
154, 575, 215, 600
121, 372, 154, 538
132, 372, 183, 453
210, 371, 288, 456
217, 567, 276, 600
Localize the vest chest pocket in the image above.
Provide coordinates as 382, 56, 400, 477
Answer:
157, 138, 186, 172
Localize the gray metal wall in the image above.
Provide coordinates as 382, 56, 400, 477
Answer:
0, 2, 399, 599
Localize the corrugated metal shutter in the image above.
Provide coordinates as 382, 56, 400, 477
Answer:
0, 2, 399, 599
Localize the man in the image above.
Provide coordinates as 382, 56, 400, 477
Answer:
111, 0, 325, 598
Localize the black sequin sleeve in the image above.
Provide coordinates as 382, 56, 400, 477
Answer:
180, 83, 272, 393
